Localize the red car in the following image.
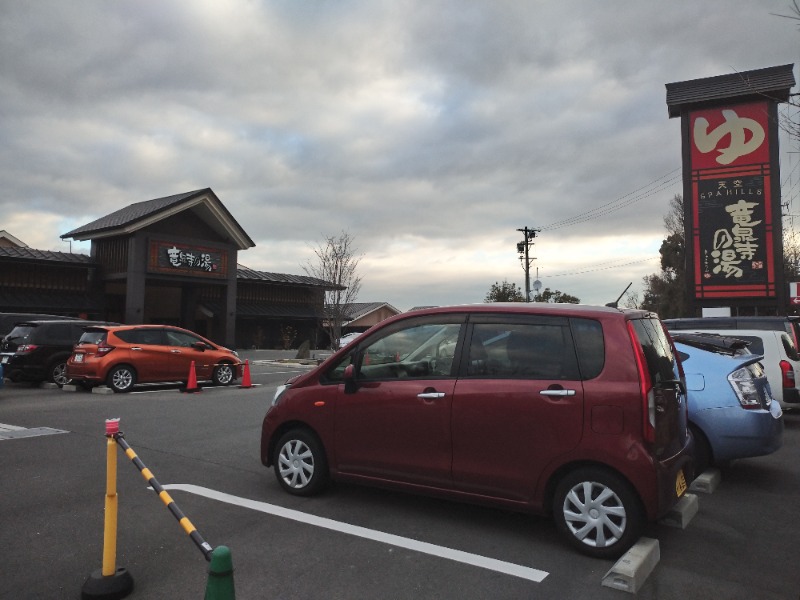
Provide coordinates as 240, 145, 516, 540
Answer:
67, 324, 242, 392
261, 304, 694, 558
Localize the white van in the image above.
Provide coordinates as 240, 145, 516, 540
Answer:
668, 328, 800, 409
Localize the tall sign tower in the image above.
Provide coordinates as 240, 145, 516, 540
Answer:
666, 64, 795, 316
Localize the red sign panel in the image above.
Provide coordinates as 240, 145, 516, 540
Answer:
690, 102, 770, 170
689, 101, 776, 300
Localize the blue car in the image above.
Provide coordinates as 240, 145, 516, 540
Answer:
673, 333, 784, 475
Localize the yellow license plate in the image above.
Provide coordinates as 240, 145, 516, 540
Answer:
676, 470, 687, 497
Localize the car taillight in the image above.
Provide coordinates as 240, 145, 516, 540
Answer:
628, 321, 655, 443
17, 344, 38, 353
780, 359, 795, 388
728, 366, 762, 410
97, 342, 115, 355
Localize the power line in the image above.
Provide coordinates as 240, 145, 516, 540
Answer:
541, 168, 682, 231
545, 257, 659, 278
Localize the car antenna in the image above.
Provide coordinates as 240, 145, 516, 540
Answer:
605, 282, 632, 308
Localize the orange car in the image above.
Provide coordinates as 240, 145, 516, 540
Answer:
67, 324, 242, 392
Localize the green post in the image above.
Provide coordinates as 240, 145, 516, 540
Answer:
204, 546, 235, 600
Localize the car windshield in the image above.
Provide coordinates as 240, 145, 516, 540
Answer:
780, 332, 800, 361
5, 325, 35, 342
78, 330, 106, 345
670, 332, 752, 356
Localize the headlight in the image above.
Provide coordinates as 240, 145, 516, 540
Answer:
272, 383, 291, 407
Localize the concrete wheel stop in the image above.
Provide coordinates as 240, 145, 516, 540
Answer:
602, 537, 660, 594
689, 469, 721, 494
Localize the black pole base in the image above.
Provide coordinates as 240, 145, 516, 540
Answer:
81, 567, 134, 600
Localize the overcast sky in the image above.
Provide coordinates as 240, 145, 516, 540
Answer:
1, 1, 797, 310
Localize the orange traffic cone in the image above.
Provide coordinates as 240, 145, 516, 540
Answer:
240, 360, 253, 389
182, 360, 201, 393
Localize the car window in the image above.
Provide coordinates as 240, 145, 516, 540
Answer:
45, 324, 75, 344
465, 321, 579, 380
78, 330, 107, 345
735, 336, 764, 355
788, 321, 800, 352
323, 353, 355, 383
116, 329, 165, 345
166, 330, 203, 347
571, 318, 605, 379
779, 332, 800, 361
630, 317, 678, 385
358, 322, 462, 380
5, 325, 34, 342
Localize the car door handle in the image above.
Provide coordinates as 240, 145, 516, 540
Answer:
131, 347, 142, 351
540, 389, 576, 397
418, 392, 446, 399
171, 349, 181, 353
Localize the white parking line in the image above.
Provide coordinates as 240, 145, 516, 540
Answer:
0, 423, 68, 440
163, 483, 549, 583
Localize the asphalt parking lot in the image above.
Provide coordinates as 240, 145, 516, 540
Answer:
0, 361, 799, 599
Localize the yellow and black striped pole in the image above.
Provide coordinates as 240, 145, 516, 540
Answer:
114, 433, 214, 561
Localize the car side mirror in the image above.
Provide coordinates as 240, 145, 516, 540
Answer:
343, 363, 359, 394
193, 341, 207, 351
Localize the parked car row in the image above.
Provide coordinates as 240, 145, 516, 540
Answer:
664, 317, 800, 408
260, 306, 797, 560
0, 313, 241, 392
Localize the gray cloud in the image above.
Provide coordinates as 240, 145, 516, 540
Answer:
0, 0, 796, 310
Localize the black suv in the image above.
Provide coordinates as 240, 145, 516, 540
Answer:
1, 319, 113, 386
0, 312, 77, 339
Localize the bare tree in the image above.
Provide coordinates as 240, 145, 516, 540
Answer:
304, 231, 363, 348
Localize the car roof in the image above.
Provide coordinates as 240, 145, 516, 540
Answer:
94, 324, 181, 330
685, 328, 784, 337
13, 319, 109, 326
398, 303, 652, 320
664, 316, 795, 329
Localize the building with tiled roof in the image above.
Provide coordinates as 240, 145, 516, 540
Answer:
0, 189, 347, 349
334, 302, 401, 331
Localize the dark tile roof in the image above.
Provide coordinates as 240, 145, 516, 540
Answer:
63, 190, 208, 237
61, 188, 255, 250
342, 302, 400, 320
0, 246, 95, 264
323, 302, 400, 321
237, 264, 341, 289
666, 64, 796, 118
203, 301, 323, 319
0, 250, 335, 293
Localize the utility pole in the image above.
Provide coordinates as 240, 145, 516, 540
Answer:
517, 227, 540, 302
